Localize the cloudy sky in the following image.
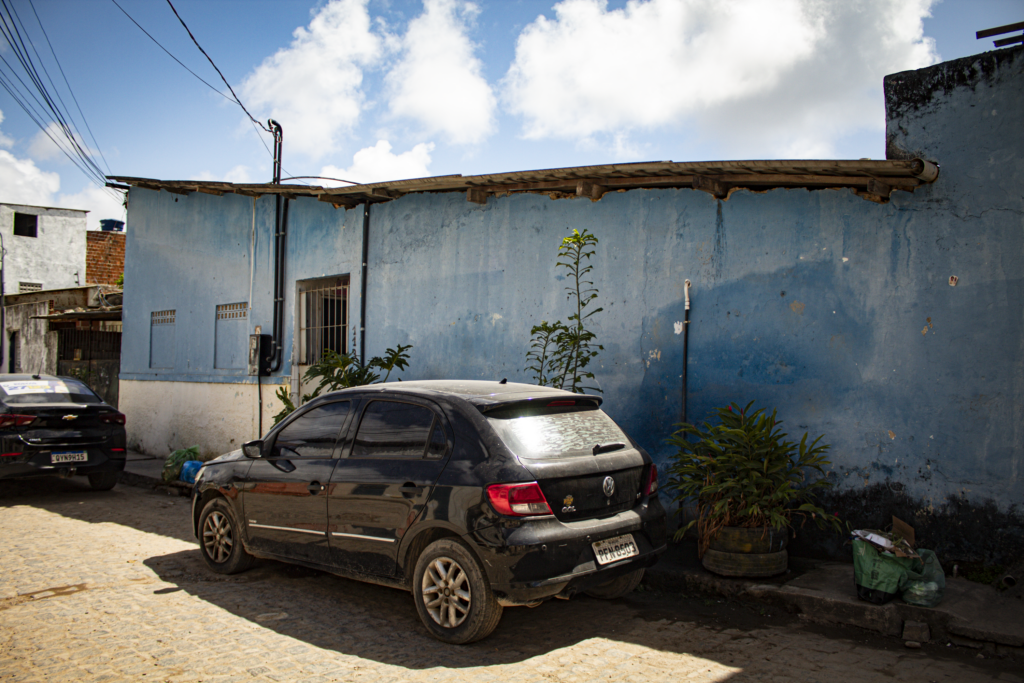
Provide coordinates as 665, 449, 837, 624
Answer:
0, 0, 1019, 228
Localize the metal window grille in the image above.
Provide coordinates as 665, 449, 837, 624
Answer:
152, 310, 175, 325
216, 302, 248, 320
18, 282, 42, 293
297, 276, 349, 365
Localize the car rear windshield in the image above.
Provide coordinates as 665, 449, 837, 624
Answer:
0, 378, 103, 405
485, 407, 629, 459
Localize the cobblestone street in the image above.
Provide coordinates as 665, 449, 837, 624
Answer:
0, 479, 1019, 683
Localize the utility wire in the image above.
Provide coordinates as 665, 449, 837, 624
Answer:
3, 0, 103, 180
0, 0, 111, 191
27, 0, 111, 175
164, 0, 270, 133
109, 0, 233, 103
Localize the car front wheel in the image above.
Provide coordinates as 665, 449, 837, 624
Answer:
412, 538, 502, 644
198, 498, 254, 574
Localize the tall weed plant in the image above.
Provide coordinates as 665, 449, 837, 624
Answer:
525, 228, 603, 394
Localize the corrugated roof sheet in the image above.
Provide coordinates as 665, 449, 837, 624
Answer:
108, 157, 938, 206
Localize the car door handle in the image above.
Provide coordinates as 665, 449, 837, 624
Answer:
307, 482, 325, 495
399, 482, 423, 499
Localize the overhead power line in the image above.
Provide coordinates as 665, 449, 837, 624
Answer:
164, 0, 270, 134
0, 0, 114, 194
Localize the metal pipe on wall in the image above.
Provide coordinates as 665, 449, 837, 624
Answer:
359, 203, 370, 366
681, 279, 691, 426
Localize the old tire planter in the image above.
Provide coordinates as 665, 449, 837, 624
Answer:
702, 527, 789, 578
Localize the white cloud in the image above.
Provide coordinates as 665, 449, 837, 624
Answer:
0, 110, 12, 149
385, 0, 496, 144
240, 0, 384, 161
0, 149, 61, 206
196, 165, 254, 184
58, 185, 125, 232
319, 140, 434, 185
502, 0, 939, 158
28, 121, 99, 163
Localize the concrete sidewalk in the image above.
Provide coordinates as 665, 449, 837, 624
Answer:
646, 542, 1023, 658
115, 456, 1022, 657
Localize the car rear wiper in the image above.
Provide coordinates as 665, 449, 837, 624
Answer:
592, 442, 626, 456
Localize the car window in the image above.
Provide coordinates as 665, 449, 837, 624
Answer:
486, 408, 629, 459
427, 420, 447, 458
0, 378, 103, 405
273, 401, 349, 458
351, 400, 436, 459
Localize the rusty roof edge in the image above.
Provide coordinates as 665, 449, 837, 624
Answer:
106, 159, 937, 199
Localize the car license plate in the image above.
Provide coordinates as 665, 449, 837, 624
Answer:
51, 451, 88, 464
592, 533, 639, 565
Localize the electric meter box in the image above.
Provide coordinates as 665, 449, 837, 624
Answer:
248, 334, 273, 376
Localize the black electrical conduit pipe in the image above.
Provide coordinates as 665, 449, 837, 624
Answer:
359, 202, 370, 365
268, 119, 288, 374
681, 279, 691, 426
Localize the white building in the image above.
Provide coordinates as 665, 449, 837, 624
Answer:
1, 203, 88, 372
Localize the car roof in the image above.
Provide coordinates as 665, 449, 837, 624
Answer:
335, 379, 603, 407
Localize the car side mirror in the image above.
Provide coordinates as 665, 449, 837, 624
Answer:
242, 440, 264, 458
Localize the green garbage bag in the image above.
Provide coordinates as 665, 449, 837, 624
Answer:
902, 548, 945, 608
852, 538, 916, 604
162, 445, 200, 483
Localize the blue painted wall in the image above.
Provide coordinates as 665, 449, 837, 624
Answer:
122, 49, 1023, 521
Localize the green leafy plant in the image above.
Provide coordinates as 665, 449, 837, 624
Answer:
666, 401, 843, 558
525, 228, 604, 393
115, 272, 124, 287
272, 345, 414, 425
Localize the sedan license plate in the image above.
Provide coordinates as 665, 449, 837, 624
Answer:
592, 533, 639, 566
51, 451, 88, 464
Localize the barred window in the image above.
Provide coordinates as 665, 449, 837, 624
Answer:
216, 302, 247, 320
18, 282, 42, 293
151, 310, 175, 325
297, 276, 349, 365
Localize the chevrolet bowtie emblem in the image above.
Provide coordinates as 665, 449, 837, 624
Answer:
62, 415, 77, 421
561, 494, 576, 514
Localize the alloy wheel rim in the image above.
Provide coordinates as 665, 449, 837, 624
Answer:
202, 510, 233, 564
421, 556, 471, 628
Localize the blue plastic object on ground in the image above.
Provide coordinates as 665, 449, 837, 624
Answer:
179, 460, 202, 484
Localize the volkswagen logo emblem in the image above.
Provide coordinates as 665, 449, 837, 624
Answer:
602, 476, 616, 498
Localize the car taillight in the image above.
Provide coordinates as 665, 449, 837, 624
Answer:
646, 464, 658, 495
0, 414, 37, 429
486, 482, 553, 517
99, 412, 126, 426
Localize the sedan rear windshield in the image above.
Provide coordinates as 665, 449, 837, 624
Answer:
0, 379, 103, 405
486, 408, 629, 459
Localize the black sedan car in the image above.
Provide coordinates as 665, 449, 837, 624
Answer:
0, 374, 127, 490
192, 380, 667, 643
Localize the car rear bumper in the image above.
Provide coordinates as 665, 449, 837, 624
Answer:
468, 495, 668, 604
0, 448, 126, 480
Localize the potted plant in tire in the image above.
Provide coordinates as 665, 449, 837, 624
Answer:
666, 402, 842, 577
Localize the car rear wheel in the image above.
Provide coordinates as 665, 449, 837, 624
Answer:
199, 498, 254, 574
584, 567, 645, 599
412, 539, 502, 644
88, 472, 118, 491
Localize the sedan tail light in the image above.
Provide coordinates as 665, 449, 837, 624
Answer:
486, 482, 553, 517
99, 412, 126, 426
0, 414, 37, 429
646, 464, 659, 495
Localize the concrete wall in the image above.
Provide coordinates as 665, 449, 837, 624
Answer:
0, 204, 87, 292
3, 301, 57, 375
120, 47, 1024, 563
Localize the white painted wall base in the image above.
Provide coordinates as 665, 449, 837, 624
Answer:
119, 379, 286, 458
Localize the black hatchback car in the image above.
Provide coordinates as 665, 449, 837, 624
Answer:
0, 374, 127, 490
191, 380, 666, 643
